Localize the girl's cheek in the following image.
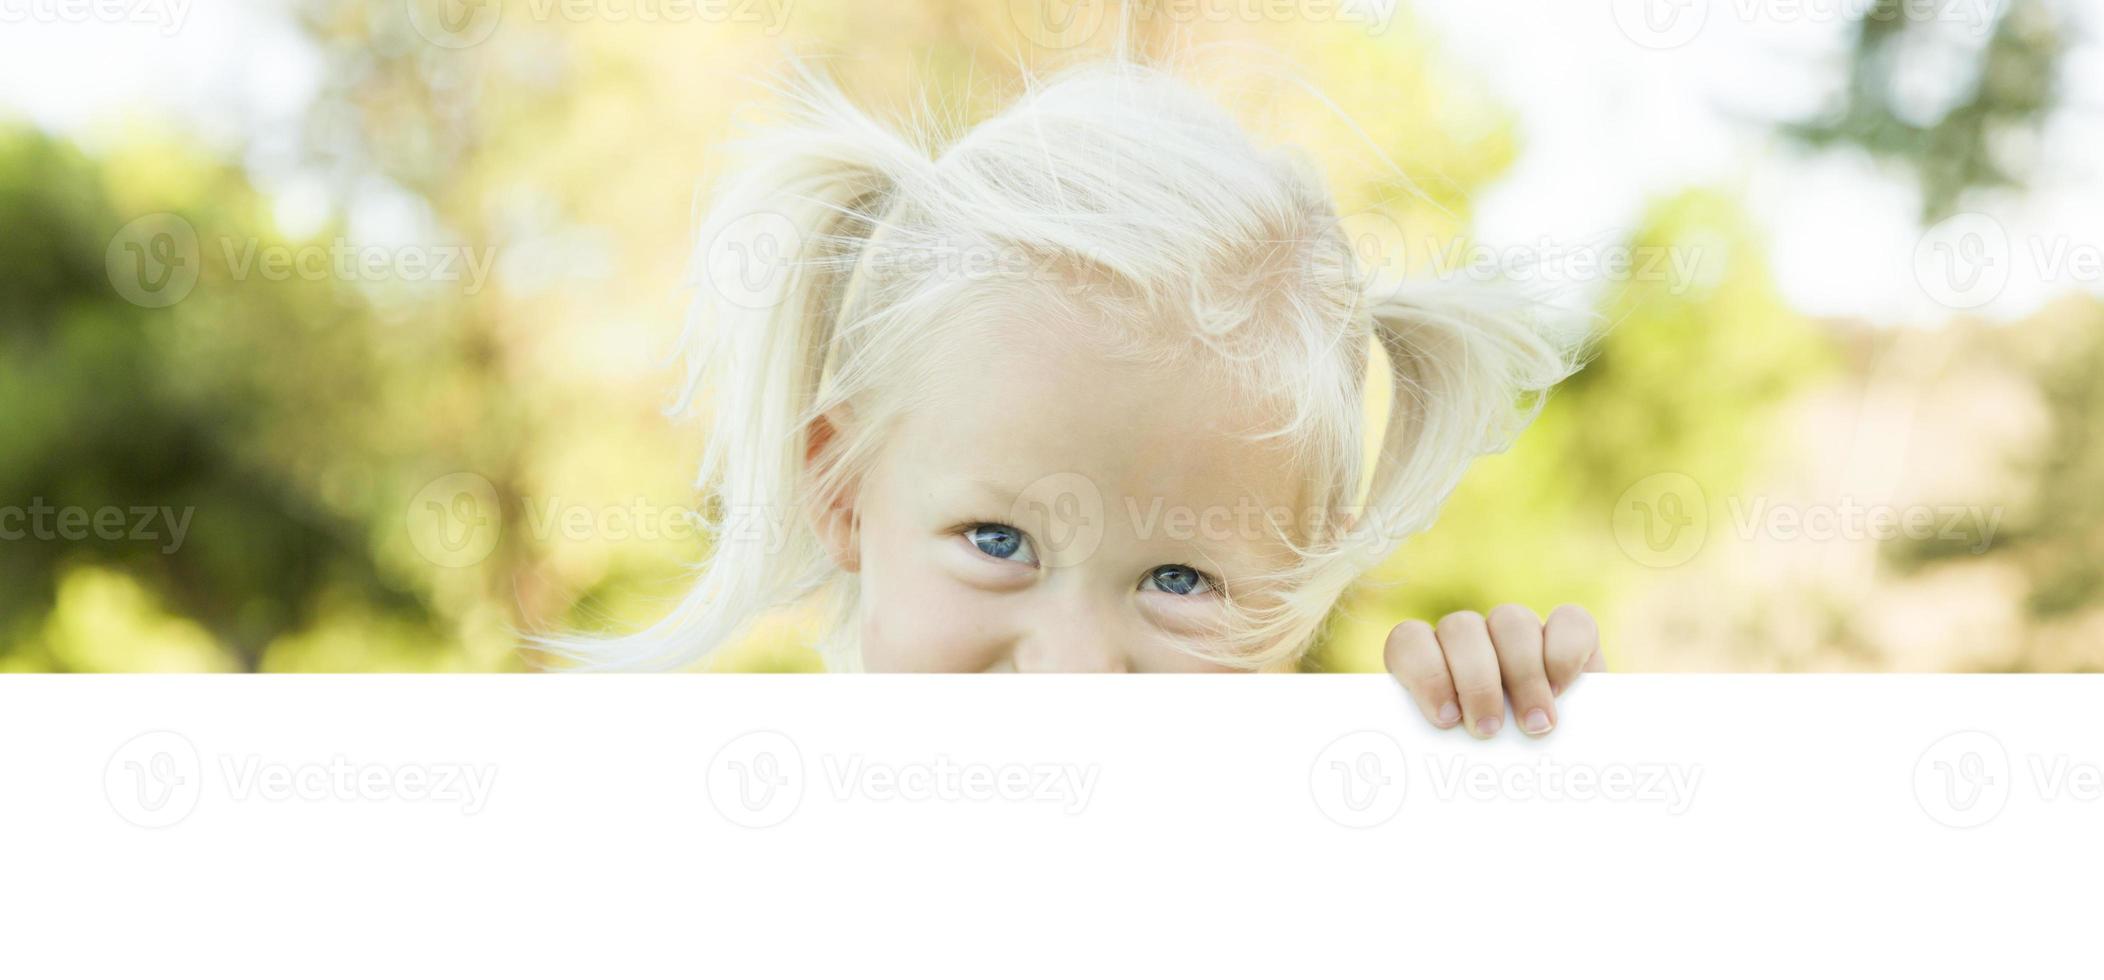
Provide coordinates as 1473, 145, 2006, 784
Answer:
1134, 594, 1251, 673
859, 543, 1010, 672
863, 594, 1004, 672
1135, 591, 1228, 636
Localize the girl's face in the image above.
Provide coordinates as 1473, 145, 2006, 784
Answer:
828, 321, 1309, 672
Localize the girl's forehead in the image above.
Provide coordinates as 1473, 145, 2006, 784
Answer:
890, 316, 1310, 520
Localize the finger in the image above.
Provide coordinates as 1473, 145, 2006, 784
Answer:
1488, 604, 1554, 736
1384, 620, 1461, 729
1436, 611, 1504, 738
1544, 604, 1602, 695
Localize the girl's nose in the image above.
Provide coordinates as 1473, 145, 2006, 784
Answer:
1008, 599, 1130, 673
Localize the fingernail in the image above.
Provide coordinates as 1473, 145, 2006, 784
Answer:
1474, 715, 1501, 737
1437, 702, 1461, 727
1522, 708, 1553, 735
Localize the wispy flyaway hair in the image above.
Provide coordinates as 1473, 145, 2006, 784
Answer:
536, 57, 1581, 671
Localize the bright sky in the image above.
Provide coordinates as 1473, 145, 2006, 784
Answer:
2, 0, 2096, 325
1417, 0, 2104, 325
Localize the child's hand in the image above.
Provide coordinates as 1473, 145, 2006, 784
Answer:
1383, 605, 1604, 738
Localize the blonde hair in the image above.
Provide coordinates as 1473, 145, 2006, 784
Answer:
538, 57, 1580, 671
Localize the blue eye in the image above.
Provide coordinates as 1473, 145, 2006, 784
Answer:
967, 524, 1035, 564
1145, 565, 1213, 596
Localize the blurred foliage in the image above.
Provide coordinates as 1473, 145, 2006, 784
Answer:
1886, 299, 2104, 625
1783, 0, 2062, 220
1, 0, 2099, 672
0, 130, 440, 670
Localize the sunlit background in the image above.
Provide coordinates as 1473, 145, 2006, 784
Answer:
2, 0, 2098, 672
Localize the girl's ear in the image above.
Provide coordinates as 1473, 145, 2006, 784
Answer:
804, 410, 861, 573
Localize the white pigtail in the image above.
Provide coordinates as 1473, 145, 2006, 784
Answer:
1356, 282, 1579, 556
534, 74, 927, 670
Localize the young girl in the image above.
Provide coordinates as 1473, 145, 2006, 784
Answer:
549, 58, 1606, 738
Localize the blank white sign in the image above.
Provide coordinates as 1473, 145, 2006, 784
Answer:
2, 674, 2098, 977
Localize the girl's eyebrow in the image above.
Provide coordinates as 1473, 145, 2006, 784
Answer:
962, 476, 1054, 513
968, 476, 1027, 501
